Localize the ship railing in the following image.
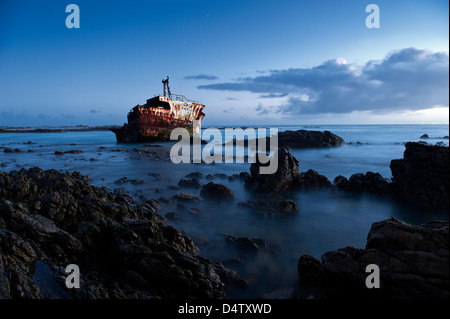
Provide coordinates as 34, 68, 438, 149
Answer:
154, 93, 202, 105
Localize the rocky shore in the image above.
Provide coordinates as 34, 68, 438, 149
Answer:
298, 217, 449, 299
0, 135, 448, 299
0, 168, 228, 299
246, 142, 449, 211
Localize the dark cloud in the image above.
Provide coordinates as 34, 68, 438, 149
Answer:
184, 74, 218, 80
198, 48, 449, 115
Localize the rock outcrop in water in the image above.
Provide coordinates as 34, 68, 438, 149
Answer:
333, 142, 449, 210
390, 142, 449, 210
0, 168, 224, 299
245, 147, 331, 193
277, 130, 345, 149
298, 217, 449, 299
334, 172, 391, 195
200, 182, 234, 201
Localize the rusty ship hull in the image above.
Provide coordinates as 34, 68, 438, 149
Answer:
111, 94, 205, 143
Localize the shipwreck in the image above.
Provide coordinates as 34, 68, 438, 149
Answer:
111, 76, 205, 142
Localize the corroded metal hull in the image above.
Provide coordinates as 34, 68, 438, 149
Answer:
111, 95, 205, 142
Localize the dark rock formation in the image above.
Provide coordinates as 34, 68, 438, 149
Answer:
277, 130, 344, 149
297, 169, 331, 188
298, 217, 449, 299
245, 147, 300, 193
225, 235, 260, 253
239, 199, 299, 217
390, 142, 449, 209
0, 168, 224, 299
334, 172, 391, 195
420, 134, 429, 139
200, 182, 234, 201
213, 262, 248, 297
185, 171, 204, 179
3, 148, 23, 153
245, 147, 331, 193
224, 129, 344, 150
114, 177, 129, 185
178, 178, 203, 189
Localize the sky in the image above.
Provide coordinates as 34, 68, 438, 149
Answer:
0, 0, 448, 126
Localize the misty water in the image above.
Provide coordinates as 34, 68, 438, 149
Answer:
0, 124, 448, 298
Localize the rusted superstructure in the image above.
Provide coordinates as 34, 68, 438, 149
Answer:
111, 77, 205, 142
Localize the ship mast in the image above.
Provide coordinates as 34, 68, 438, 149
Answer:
162, 76, 172, 99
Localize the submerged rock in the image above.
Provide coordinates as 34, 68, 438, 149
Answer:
200, 182, 234, 200
3, 148, 23, 153
185, 171, 204, 179
178, 178, 203, 188
298, 217, 449, 299
239, 199, 299, 217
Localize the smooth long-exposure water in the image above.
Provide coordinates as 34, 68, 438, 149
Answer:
0, 124, 448, 297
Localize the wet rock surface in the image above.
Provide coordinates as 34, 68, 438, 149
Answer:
334, 172, 391, 195
245, 147, 331, 193
245, 147, 301, 193
200, 182, 234, 201
0, 167, 224, 299
390, 142, 449, 209
332, 142, 449, 210
297, 217, 449, 299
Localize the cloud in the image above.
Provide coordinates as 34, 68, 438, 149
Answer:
184, 74, 218, 80
198, 48, 449, 115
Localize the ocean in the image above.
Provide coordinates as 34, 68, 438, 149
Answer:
1, 124, 448, 298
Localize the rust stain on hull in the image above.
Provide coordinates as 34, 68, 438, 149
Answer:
111, 77, 205, 142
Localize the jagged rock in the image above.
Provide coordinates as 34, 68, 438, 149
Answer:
297, 169, 331, 188
0, 168, 224, 299
246, 147, 330, 192
246, 147, 300, 193
420, 134, 429, 139
298, 217, 449, 299
200, 182, 234, 201
390, 142, 449, 209
334, 172, 391, 195
214, 262, 248, 292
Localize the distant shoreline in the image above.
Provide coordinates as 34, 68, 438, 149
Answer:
0, 125, 121, 133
